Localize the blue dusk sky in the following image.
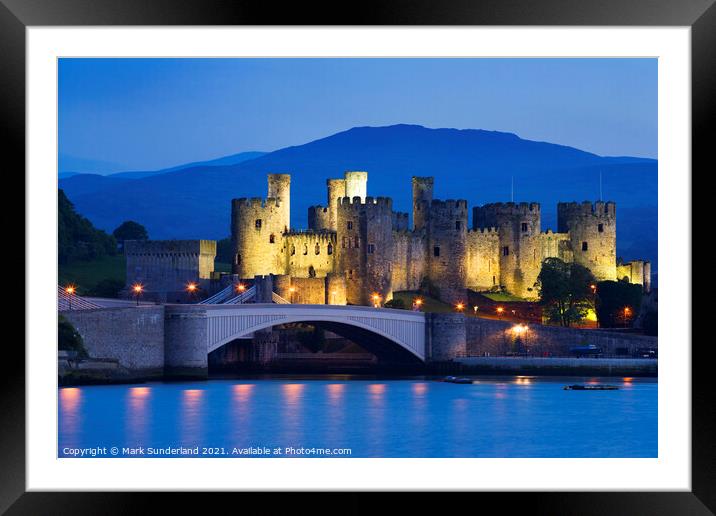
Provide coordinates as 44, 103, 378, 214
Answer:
58, 58, 657, 173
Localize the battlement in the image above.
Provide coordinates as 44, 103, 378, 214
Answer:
467, 227, 499, 236
557, 201, 616, 217
430, 199, 468, 210
338, 196, 392, 209
284, 230, 337, 243
477, 202, 540, 214
232, 197, 283, 209
125, 239, 216, 256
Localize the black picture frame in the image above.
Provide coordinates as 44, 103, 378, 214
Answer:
2, 0, 710, 513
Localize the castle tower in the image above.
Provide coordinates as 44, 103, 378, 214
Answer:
557, 201, 617, 281
426, 199, 468, 305
335, 196, 393, 305
231, 196, 287, 278
326, 178, 347, 231
412, 177, 434, 230
473, 202, 542, 298
267, 173, 291, 233
344, 171, 368, 200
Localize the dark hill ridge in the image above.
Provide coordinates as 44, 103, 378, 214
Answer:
59, 124, 657, 269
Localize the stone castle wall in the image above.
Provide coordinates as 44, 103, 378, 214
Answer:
231, 197, 287, 278
391, 229, 427, 292
125, 240, 216, 301
283, 231, 336, 278
466, 228, 500, 291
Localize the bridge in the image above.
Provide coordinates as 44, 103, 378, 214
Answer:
164, 303, 427, 375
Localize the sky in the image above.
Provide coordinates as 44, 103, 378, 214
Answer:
58, 58, 657, 173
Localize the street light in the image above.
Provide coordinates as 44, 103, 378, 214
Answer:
64, 285, 76, 310
186, 282, 198, 302
455, 302, 465, 312
236, 282, 246, 304
289, 286, 296, 303
413, 298, 423, 311
623, 306, 631, 327
496, 306, 505, 317
371, 293, 382, 308
590, 284, 597, 294
131, 283, 144, 306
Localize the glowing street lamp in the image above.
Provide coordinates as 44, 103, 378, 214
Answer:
186, 282, 198, 302
623, 306, 632, 327
496, 306, 505, 317
289, 286, 296, 303
455, 302, 465, 312
64, 285, 76, 310
512, 323, 529, 335
235, 282, 246, 304
473, 306, 478, 315
131, 283, 144, 306
371, 293, 382, 308
590, 284, 597, 294
413, 298, 423, 311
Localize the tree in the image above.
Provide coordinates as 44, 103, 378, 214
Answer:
595, 279, 643, 328
384, 298, 406, 310
536, 257, 596, 327
113, 220, 148, 249
58, 315, 89, 359
58, 189, 117, 263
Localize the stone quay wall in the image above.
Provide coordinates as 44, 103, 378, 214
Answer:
61, 306, 165, 378
465, 316, 658, 357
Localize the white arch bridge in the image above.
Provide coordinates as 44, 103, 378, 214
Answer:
164, 303, 427, 367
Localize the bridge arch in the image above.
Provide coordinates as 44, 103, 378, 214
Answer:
203, 304, 426, 362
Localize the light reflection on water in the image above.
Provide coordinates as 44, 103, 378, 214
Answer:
58, 376, 657, 458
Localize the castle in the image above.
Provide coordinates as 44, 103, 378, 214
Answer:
223, 171, 650, 305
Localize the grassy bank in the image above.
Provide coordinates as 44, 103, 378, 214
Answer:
392, 291, 456, 313
59, 255, 126, 295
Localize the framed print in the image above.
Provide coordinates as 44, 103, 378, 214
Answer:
3, 0, 712, 513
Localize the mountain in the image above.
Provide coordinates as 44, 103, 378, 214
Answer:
59, 124, 657, 270
107, 151, 267, 179
58, 151, 267, 195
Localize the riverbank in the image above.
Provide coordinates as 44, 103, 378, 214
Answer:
451, 356, 657, 377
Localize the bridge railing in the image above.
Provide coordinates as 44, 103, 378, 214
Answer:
199, 284, 236, 304
271, 292, 291, 304
223, 286, 257, 304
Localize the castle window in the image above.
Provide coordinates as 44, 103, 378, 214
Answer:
455, 221, 461, 230
236, 254, 241, 265
367, 244, 375, 254
291, 245, 296, 256
598, 223, 604, 233
502, 246, 509, 256
309, 265, 316, 278
492, 275, 496, 285
327, 243, 333, 255
255, 219, 262, 229
315, 243, 320, 255
347, 221, 353, 230
604, 205, 609, 214
521, 222, 528, 233
433, 246, 440, 257
354, 236, 360, 248
303, 245, 308, 255
348, 269, 353, 279
582, 241, 588, 251
269, 234, 275, 244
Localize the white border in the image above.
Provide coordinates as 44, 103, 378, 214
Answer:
27, 27, 691, 491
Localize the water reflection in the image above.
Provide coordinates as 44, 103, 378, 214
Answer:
126, 387, 151, 445
181, 389, 204, 446
59, 388, 82, 442
281, 384, 305, 444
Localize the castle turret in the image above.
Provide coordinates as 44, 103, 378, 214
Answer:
336, 196, 393, 305
231, 197, 287, 278
473, 202, 542, 298
427, 199, 468, 305
412, 176, 434, 231
326, 178, 347, 231
267, 173, 291, 232
557, 201, 617, 281
344, 171, 368, 201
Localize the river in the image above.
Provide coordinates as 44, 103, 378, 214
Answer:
58, 375, 657, 458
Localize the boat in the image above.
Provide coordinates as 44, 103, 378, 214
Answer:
442, 376, 473, 384
563, 384, 619, 390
